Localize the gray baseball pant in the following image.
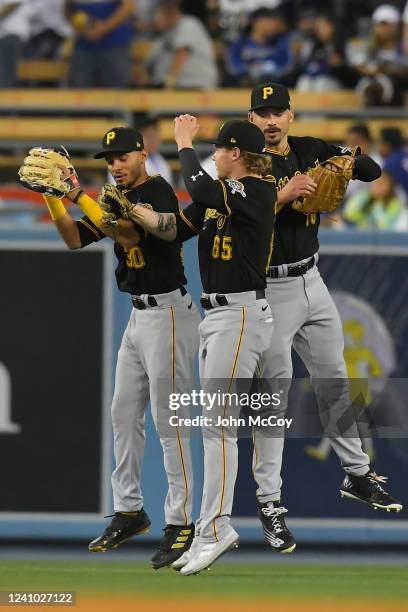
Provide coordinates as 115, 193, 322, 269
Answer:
198, 292, 274, 542
253, 263, 370, 503
111, 288, 201, 525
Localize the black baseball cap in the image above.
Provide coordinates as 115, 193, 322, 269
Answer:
211, 120, 265, 154
250, 82, 291, 111
94, 127, 144, 159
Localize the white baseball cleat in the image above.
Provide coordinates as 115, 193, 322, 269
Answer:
172, 535, 200, 570
180, 528, 239, 576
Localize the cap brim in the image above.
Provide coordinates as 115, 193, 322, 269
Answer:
93, 148, 134, 159
251, 104, 289, 112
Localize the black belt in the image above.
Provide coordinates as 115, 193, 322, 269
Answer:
132, 286, 187, 310
200, 289, 265, 310
267, 256, 315, 279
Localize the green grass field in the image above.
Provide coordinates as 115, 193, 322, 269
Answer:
1, 561, 408, 611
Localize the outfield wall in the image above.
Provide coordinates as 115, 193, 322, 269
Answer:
0, 228, 407, 544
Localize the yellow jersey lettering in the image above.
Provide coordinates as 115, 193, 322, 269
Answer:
204, 208, 227, 230
126, 246, 146, 269
212, 235, 232, 261
306, 213, 317, 226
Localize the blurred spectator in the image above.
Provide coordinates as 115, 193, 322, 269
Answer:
379, 127, 408, 197
24, 0, 72, 59
404, 0, 408, 54
133, 0, 160, 35
142, 0, 218, 89
343, 173, 408, 230
65, 0, 135, 88
227, 8, 294, 86
344, 124, 382, 199
296, 12, 348, 91
353, 4, 408, 106
219, 0, 283, 13
290, 8, 316, 65
346, 124, 379, 157
140, 118, 173, 185
217, 0, 286, 40
0, 0, 31, 87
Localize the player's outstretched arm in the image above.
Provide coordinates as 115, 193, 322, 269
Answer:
66, 186, 141, 248
174, 114, 227, 212
18, 148, 140, 249
43, 193, 140, 250
129, 205, 178, 241
43, 194, 82, 249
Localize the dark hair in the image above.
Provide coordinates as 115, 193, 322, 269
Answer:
380, 127, 404, 150
137, 116, 159, 131
250, 7, 286, 23
315, 11, 336, 23
348, 124, 372, 142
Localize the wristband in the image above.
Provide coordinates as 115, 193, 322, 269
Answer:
75, 192, 104, 228
43, 194, 67, 222
73, 189, 84, 204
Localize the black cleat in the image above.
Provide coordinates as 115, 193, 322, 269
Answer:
88, 509, 151, 552
151, 524, 195, 570
257, 500, 296, 553
340, 469, 403, 512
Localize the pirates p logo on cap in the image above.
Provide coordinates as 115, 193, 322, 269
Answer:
106, 131, 116, 145
263, 86, 274, 100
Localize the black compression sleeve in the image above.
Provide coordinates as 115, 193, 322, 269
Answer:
353, 155, 382, 182
179, 148, 225, 209
77, 217, 105, 247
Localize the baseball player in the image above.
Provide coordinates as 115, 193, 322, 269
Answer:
18, 128, 201, 570
129, 116, 276, 575
246, 83, 403, 552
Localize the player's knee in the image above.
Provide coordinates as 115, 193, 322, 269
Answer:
111, 399, 133, 430
312, 361, 347, 379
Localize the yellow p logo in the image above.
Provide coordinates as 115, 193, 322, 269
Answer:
263, 86, 274, 100
106, 131, 116, 145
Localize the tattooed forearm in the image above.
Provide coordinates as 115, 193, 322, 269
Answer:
129, 205, 177, 241
157, 213, 177, 236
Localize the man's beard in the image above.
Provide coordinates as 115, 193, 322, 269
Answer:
265, 131, 282, 147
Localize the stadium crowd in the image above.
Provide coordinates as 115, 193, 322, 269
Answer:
1, 0, 408, 230
0, 0, 408, 105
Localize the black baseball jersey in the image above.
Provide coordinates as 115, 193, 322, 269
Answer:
177, 176, 277, 294
267, 137, 356, 265
77, 175, 187, 294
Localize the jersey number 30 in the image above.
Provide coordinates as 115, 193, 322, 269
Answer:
126, 246, 146, 269
212, 235, 232, 260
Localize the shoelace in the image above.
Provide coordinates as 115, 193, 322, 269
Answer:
261, 506, 288, 533
367, 471, 388, 493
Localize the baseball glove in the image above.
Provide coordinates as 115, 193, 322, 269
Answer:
98, 184, 135, 228
292, 155, 356, 214
18, 147, 80, 197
